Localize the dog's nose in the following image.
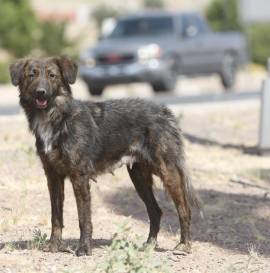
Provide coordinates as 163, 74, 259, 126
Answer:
36, 88, 46, 96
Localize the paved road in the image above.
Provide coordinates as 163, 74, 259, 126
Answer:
0, 106, 21, 116
0, 90, 260, 116
154, 90, 260, 105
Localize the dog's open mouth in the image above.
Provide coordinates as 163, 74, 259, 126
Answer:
36, 98, 48, 109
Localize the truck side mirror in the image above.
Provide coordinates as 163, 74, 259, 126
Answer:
184, 25, 198, 38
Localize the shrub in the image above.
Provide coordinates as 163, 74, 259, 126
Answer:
95, 221, 172, 273
247, 23, 270, 66
0, 62, 10, 84
0, 0, 39, 57
38, 21, 75, 56
205, 0, 242, 31
205, 0, 270, 66
0, 0, 76, 58
143, 0, 165, 9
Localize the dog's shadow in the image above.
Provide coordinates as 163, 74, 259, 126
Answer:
102, 186, 270, 257
0, 238, 168, 254
0, 238, 111, 253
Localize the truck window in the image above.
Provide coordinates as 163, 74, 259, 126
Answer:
182, 14, 209, 37
195, 15, 210, 33
108, 16, 174, 38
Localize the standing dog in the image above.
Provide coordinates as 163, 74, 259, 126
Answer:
10, 56, 200, 256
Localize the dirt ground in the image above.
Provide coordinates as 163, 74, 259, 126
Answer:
0, 101, 270, 273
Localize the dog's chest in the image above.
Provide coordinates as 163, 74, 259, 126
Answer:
33, 117, 54, 154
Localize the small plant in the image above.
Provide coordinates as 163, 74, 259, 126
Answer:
4, 242, 16, 252
95, 221, 172, 273
226, 245, 263, 273
31, 228, 47, 249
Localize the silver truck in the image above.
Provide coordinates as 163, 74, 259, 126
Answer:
79, 11, 248, 95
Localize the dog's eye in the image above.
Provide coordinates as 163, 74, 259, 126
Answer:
49, 73, 56, 79
28, 73, 35, 79
28, 69, 37, 79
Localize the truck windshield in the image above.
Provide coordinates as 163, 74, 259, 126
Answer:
108, 16, 174, 38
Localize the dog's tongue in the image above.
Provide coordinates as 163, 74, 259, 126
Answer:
36, 98, 47, 108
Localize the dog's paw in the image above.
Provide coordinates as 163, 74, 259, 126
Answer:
75, 244, 92, 256
172, 242, 191, 255
143, 237, 158, 250
43, 240, 60, 253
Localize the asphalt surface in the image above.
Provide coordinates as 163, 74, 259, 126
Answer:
153, 90, 260, 105
0, 106, 21, 116
0, 90, 261, 116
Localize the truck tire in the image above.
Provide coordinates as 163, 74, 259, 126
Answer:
151, 68, 177, 92
87, 84, 104, 96
220, 53, 237, 91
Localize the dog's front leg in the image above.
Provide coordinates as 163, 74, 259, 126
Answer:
43, 169, 65, 253
71, 174, 92, 256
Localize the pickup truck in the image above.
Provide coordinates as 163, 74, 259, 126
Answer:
79, 11, 248, 95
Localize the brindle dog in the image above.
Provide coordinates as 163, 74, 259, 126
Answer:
10, 56, 200, 256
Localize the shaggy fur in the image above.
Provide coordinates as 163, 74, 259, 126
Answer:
10, 56, 200, 256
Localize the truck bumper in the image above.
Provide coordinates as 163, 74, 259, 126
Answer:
79, 59, 169, 86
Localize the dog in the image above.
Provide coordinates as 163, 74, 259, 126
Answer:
10, 56, 200, 256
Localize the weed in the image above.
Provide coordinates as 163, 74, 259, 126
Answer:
226, 245, 263, 273
31, 228, 47, 249
4, 242, 16, 252
95, 221, 172, 273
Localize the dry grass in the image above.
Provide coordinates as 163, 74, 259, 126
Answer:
0, 103, 270, 273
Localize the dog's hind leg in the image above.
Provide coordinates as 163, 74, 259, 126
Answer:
127, 162, 162, 246
159, 161, 192, 254
43, 167, 65, 253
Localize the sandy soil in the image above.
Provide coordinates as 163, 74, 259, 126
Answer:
0, 101, 270, 273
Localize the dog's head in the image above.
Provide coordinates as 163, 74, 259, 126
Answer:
9, 56, 77, 110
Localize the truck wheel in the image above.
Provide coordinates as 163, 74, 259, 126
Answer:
151, 69, 177, 92
87, 84, 104, 96
220, 53, 237, 91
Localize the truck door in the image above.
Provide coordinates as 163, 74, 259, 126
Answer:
178, 14, 219, 75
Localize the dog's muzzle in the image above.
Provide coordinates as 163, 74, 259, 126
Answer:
35, 88, 48, 109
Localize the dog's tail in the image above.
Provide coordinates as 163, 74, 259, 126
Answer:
162, 108, 204, 217
178, 164, 204, 219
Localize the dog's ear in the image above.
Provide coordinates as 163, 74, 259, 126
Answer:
9, 59, 28, 86
55, 56, 78, 84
